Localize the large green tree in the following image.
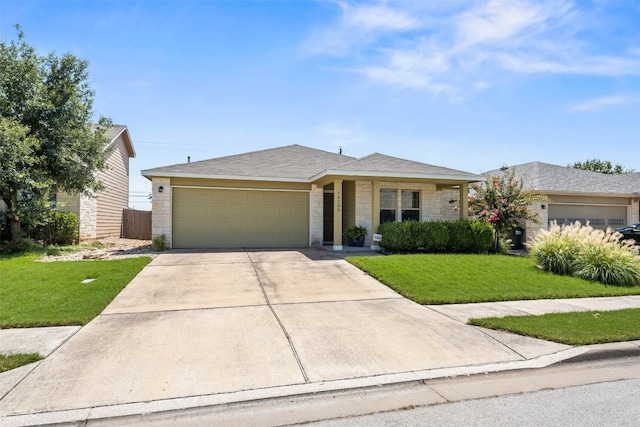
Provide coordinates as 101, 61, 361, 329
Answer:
0, 27, 110, 241
568, 159, 634, 174
469, 167, 547, 253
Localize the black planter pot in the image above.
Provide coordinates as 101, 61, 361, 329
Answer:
347, 237, 365, 247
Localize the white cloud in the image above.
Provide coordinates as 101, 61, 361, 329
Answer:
345, 5, 419, 32
302, 1, 422, 57
304, 0, 640, 96
568, 95, 636, 112
456, 0, 554, 46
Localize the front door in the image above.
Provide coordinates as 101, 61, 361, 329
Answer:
323, 192, 334, 243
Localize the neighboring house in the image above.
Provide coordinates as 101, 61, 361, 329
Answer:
486, 162, 640, 242
142, 144, 482, 250
56, 125, 136, 240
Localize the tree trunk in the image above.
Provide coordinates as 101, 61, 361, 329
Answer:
9, 215, 21, 242
493, 227, 500, 253
6, 192, 21, 242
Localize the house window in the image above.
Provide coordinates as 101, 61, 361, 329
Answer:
380, 190, 396, 223
380, 189, 421, 223
401, 190, 420, 221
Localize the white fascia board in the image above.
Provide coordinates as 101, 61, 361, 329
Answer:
104, 127, 135, 158
310, 169, 484, 182
140, 170, 309, 183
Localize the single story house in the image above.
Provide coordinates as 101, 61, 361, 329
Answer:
486, 162, 640, 241
1, 125, 135, 240
142, 144, 482, 250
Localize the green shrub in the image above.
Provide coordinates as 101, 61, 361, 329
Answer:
529, 229, 581, 275
0, 237, 35, 255
24, 209, 79, 246
529, 221, 640, 286
573, 244, 640, 287
444, 220, 493, 253
377, 221, 414, 252
469, 220, 495, 253
377, 220, 492, 254
41, 211, 79, 245
153, 234, 168, 251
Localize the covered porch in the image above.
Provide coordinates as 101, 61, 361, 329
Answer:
313, 176, 473, 251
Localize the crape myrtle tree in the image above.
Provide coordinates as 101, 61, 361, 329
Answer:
0, 26, 111, 241
469, 167, 547, 253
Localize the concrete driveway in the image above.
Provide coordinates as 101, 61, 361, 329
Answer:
0, 249, 572, 417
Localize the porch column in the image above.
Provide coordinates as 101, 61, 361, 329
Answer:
459, 182, 469, 220
371, 180, 380, 249
333, 179, 343, 250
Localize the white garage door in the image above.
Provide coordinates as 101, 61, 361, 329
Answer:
549, 205, 627, 230
172, 188, 309, 249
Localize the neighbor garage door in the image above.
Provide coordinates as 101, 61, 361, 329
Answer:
172, 188, 309, 249
549, 205, 627, 230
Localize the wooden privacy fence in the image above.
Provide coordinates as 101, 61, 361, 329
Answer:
121, 208, 152, 240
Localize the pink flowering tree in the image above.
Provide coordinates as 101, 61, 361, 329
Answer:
469, 167, 546, 253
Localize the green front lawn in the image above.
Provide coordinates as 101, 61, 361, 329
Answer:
0, 253, 151, 328
346, 254, 640, 304
0, 353, 42, 373
470, 308, 640, 345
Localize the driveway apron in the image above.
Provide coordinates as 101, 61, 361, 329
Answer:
0, 249, 569, 416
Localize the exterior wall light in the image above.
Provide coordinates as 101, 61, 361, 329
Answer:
541, 204, 546, 209
158, 186, 164, 193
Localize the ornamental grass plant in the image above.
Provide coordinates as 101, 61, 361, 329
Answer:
529, 221, 640, 287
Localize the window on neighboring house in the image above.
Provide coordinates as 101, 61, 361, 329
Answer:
401, 190, 420, 221
48, 192, 57, 208
380, 189, 396, 223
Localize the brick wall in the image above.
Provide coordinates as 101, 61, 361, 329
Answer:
151, 178, 172, 247
309, 184, 324, 246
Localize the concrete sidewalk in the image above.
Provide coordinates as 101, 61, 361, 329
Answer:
1, 249, 640, 426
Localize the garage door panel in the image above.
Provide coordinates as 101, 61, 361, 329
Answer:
549, 205, 627, 230
173, 188, 309, 249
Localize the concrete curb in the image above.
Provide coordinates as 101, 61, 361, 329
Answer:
0, 346, 596, 427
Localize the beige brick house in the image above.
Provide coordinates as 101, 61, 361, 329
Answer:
56, 125, 135, 240
142, 145, 481, 250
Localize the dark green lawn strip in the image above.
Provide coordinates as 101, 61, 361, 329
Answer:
346, 254, 640, 304
0, 353, 42, 373
0, 255, 151, 328
469, 308, 640, 345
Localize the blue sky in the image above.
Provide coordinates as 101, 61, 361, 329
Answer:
1, 0, 639, 210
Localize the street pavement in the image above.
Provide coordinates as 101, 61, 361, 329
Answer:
1, 249, 640, 426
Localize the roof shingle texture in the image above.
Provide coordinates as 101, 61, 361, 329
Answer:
143, 144, 481, 181
335, 153, 479, 177
486, 162, 640, 195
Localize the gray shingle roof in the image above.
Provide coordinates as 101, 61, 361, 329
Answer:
142, 144, 482, 182
327, 153, 481, 178
143, 145, 357, 181
486, 161, 640, 195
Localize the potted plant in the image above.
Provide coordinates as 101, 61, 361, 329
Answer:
343, 225, 368, 247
